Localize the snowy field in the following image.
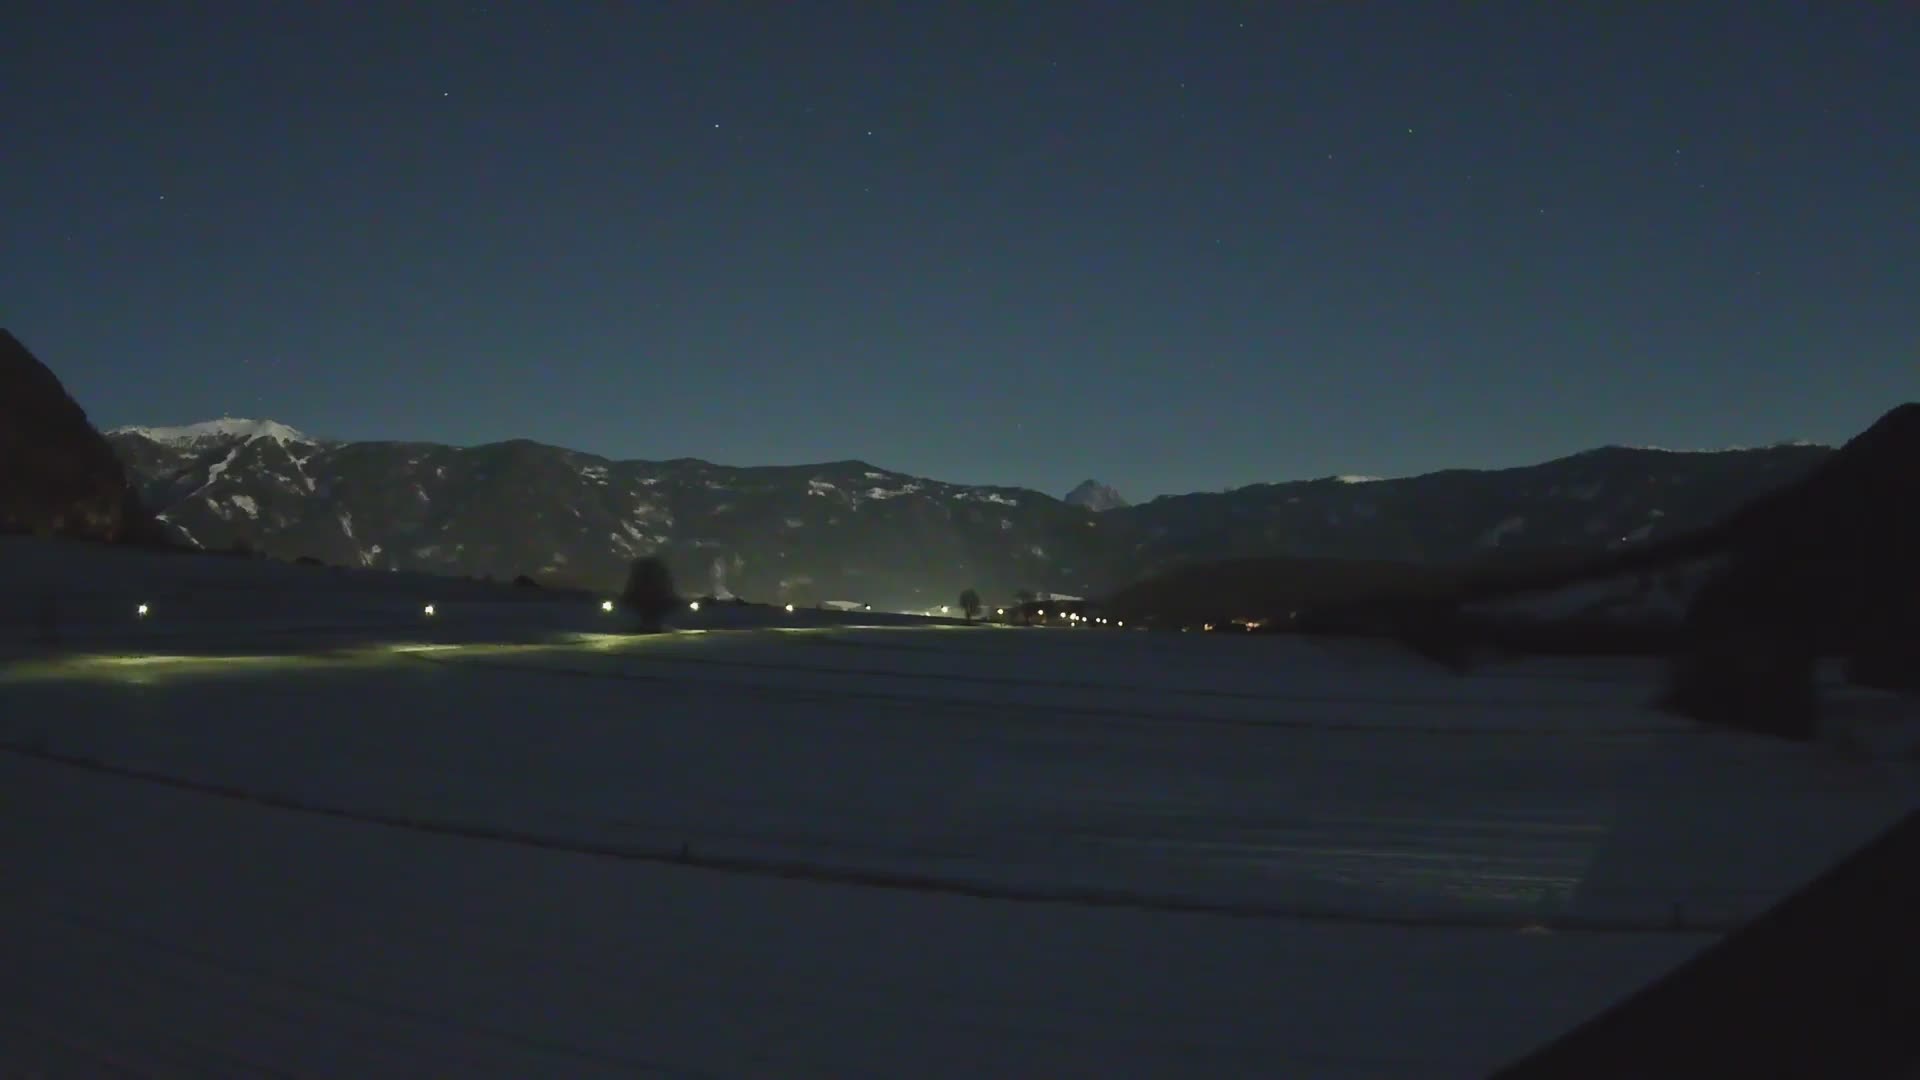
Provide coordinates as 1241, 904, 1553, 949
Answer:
3, 538, 1918, 1076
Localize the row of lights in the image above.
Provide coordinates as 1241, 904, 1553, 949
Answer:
412, 598, 809, 618
1027, 610, 1124, 628
131, 599, 821, 622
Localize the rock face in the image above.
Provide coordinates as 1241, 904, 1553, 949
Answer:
0, 329, 157, 544
1063, 480, 1129, 513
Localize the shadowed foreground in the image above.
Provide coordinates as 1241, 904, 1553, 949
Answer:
1496, 806, 1920, 1078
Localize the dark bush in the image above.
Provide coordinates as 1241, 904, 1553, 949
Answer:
620, 556, 678, 632
512, 574, 541, 589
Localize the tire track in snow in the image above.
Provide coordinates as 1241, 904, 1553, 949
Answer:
402, 649, 1698, 738
0, 740, 1734, 937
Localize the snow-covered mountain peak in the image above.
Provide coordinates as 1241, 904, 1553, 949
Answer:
1064, 480, 1128, 512
111, 417, 311, 447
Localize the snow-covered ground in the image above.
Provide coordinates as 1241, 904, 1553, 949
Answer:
3, 538, 1917, 1076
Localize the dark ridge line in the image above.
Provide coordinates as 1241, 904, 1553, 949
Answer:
1, 741, 1735, 936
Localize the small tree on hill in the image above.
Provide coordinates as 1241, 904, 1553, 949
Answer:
620, 556, 678, 632
959, 588, 982, 623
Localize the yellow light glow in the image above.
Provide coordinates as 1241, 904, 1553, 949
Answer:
136, 603, 150, 617
423, 603, 436, 616
601, 599, 615, 612
688, 601, 701, 611
784, 603, 795, 613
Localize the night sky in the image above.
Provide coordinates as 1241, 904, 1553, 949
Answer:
5, 4, 1915, 499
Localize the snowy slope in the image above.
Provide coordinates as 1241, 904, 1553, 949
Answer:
2, 538, 1916, 1074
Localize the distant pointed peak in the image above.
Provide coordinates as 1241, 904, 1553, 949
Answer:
110, 417, 311, 446
1064, 479, 1128, 511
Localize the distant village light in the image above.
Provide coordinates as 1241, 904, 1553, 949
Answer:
785, 603, 795, 613
423, 603, 436, 616
689, 600, 701, 612
136, 603, 150, 618
601, 599, 615, 612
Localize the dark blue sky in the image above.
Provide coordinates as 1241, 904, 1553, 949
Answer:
5, 3, 1914, 498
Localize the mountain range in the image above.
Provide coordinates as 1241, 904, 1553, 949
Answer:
105, 416, 1834, 610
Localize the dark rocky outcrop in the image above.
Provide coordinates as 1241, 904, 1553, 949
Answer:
0, 329, 163, 545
